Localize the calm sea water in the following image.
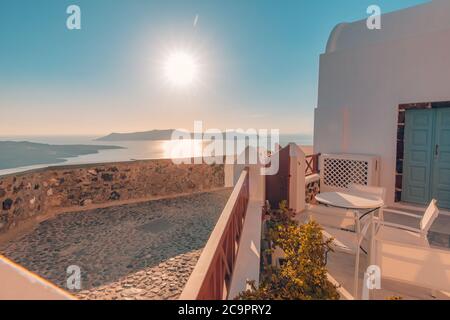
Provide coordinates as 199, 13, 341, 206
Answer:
0, 134, 313, 176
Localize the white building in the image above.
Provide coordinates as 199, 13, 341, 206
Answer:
314, 0, 450, 209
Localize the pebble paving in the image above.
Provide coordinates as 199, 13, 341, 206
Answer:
0, 189, 232, 300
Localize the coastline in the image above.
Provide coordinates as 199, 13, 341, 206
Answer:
0, 137, 313, 176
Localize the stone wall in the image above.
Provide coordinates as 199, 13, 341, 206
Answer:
0, 159, 224, 234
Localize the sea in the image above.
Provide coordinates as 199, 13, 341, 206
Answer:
0, 134, 313, 176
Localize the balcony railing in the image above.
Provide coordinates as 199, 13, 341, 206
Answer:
180, 168, 250, 300
305, 153, 320, 176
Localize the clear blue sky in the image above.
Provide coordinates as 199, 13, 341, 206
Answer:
0, 0, 428, 135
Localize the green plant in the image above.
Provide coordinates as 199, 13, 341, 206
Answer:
237, 218, 339, 300
265, 200, 296, 244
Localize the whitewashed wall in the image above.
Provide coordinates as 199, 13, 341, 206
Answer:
314, 0, 450, 205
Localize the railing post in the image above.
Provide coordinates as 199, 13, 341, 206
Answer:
313, 153, 321, 174
225, 163, 246, 188
248, 164, 265, 205
288, 143, 306, 213
224, 164, 235, 188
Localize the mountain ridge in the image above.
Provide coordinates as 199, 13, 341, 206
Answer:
95, 129, 259, 141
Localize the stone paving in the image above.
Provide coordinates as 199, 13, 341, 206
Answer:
0, 189, 232, 300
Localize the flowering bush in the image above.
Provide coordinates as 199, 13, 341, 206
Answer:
237, 203, 339, 300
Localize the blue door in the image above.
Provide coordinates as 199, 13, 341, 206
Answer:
431, 108, 450, 209
403, 108, 450, 209
402, 109, 435, 205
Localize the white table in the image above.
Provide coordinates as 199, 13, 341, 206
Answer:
315, 191, 384, 211
315, 191, 384, 298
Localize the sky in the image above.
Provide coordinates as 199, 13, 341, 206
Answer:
0, 0, 428, 136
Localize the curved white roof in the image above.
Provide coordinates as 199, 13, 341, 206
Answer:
326, 0, 450, 53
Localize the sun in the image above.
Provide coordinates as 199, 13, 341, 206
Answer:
163, 51, 199, 88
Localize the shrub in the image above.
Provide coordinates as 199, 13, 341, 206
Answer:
237, 217, 339, 300
264, 200, 296, 245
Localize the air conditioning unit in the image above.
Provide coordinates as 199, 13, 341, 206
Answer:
319, 154, 380, 192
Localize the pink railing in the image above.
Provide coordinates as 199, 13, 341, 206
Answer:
305, 153, 320, 176
180, 169, 250, 300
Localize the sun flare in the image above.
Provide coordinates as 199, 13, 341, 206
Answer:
163, 51, 199, 88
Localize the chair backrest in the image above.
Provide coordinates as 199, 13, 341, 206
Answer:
420, 199, 439, 233
348, 183, 386, 201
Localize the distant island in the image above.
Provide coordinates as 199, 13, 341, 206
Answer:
96, 129, 258, 141
96, 129, 186, 141
0, 141, 123, 170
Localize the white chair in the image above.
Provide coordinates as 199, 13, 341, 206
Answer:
376, 199, 439, 247
305, 184, 386, 254
296, 211, 372, 298
302, 185, 386, 298
373, 200, 450, 295
348, 183, 386, 219
303, 204, 356, 231
348, 183, 386, 200
305, 184, 386, 231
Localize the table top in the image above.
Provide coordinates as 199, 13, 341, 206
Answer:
315, 191, 384, 210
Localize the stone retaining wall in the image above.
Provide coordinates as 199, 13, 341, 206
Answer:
0, 159, 224, 234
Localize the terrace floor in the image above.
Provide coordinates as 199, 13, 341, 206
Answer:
0, 188, 232, 300
327, 250, 450, 300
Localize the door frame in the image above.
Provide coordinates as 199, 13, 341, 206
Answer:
402, 108, 435, 205
396, 101, 450, 205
